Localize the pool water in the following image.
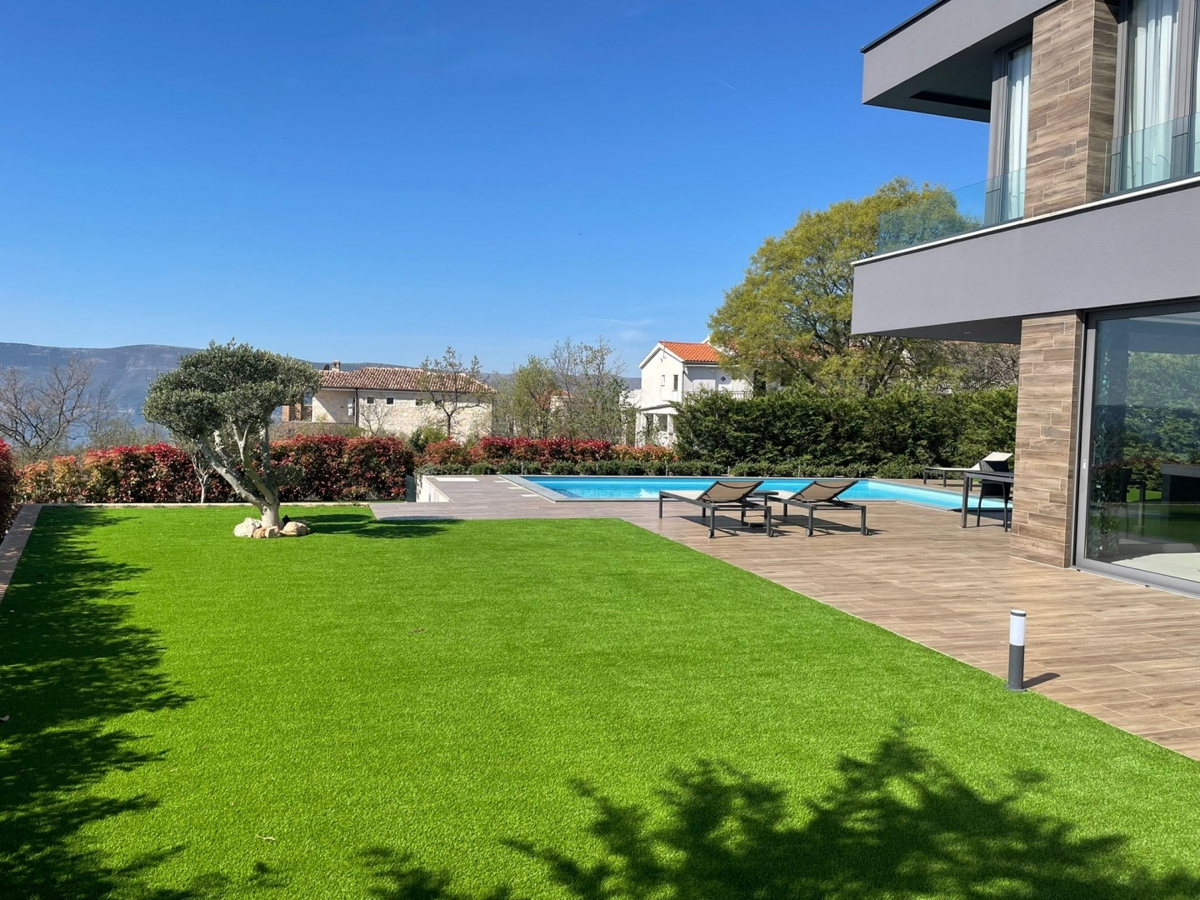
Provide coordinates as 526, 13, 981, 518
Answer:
519, 476, 1005, 509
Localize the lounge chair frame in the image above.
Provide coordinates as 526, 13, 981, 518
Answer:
757, 481, 868, 537
658, 481, 772, 538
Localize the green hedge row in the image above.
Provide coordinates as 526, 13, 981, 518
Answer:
673, 386, 1017, 472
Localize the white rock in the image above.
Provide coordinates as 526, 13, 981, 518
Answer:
233, 517, 263, 538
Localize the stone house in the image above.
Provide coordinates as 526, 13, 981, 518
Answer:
283, 361, 494, 440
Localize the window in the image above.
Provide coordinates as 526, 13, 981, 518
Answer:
987, 41, 1032, 223
661, 374, 666, 387
672, 375, 679, 391
366, 396, 375, 405
386, 397, 395, 405
1112, 0, 1200, 190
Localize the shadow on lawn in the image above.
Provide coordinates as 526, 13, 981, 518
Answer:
361, 726, 1200, 900
0, 507, 284, 899
302, 511, 453, 540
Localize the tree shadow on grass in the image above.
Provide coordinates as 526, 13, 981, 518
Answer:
1, 507, 284, 898
300, 511, 452, 541
361, 726, 1200, 900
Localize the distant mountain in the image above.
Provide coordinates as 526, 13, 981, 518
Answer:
0, 343, 419, 424
0, 343, 199, 423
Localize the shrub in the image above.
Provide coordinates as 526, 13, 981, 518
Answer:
728, 462, 768, 477
548, 461, 577, 475
594, 460, 621, 476
408, 426, 448, 454
468, 463, 498, 475
0, 440, 16, 536
420, 440, 478, 468
15, 436, 415, 504
342, 437, 415, 500
617, 461, 646, 476
873, 458, 926, 480
575, 461, 600, 476
674, 386, 1017, 473
496, 461, 524, 475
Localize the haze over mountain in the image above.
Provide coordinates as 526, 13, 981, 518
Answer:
0, 343, 412, 423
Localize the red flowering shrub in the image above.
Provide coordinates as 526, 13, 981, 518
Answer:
420, 439, 479, 468
15, 436, 416, 504
342, 437, 414, 500
0, 440, 16, 536
83, 444, 204, 503
472, 437, 664, 465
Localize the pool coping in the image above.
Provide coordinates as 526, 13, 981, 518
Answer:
502, 475, 1000, 508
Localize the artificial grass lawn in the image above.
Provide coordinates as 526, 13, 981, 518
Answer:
4, 509, 1200, 899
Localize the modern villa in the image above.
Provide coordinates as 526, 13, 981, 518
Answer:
855, 0, 1200, 595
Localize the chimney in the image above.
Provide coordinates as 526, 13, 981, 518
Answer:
331, 360, 341, 371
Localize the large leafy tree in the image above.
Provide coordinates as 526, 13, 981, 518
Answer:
708, 178, 976, 397
143, 340, 319, 529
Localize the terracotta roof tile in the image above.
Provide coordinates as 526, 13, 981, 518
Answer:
319, 366, 494, 394
659, 341, 721, 364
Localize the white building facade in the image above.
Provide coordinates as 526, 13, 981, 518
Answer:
635, 341, 751, 446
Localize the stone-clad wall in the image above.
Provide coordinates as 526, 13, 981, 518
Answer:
1012, 314, 1086, 567
1025, 0, 1119, 217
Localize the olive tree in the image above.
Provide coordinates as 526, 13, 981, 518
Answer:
143, 341, 319, 529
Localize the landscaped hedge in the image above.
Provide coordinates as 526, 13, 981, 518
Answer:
673, 386, 1017, 474
16, 435, 416, 504
427, 437, 676, 468
0, 440, 16, 538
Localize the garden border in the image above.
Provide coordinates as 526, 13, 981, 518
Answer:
0, 504, 42, 606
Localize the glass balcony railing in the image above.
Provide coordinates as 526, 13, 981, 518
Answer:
876, 170, 1025, 255
1107, 114, 1200, 195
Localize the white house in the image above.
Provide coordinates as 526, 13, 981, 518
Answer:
635, 341, 751, 445
284, 361, 494, 440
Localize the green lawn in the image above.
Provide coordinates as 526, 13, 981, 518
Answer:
5, 507, 1200, 899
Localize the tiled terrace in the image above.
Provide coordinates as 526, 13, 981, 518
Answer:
375, 476, 1200, 760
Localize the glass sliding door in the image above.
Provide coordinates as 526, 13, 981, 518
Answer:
1000, 43, 1032, 221
1081, 305, 1200, 589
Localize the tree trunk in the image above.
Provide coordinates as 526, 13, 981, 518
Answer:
260, 503, 281, 530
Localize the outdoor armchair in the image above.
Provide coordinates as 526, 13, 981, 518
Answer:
923, 452, 1013, 487
755, 480, 868, 537
658, 480, 771, 538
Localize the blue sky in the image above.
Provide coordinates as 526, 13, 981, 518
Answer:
0, 1, 987, 372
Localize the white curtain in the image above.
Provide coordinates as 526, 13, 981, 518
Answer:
1002, 43, 1032, 220
1124, 0, 1181, 187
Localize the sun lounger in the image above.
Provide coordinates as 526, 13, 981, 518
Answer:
923, 452, 1013, 487
756, 480, 868, 536
658, 480, 771, 538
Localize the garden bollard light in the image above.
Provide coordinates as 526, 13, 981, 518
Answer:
1007, 609, 1027, 692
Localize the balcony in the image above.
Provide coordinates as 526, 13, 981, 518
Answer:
1107, 114, 1200, 196
877, 171, 1026, 255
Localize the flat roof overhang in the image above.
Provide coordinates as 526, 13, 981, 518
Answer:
851, 177, 1200, 343
862, 0, 1054, 121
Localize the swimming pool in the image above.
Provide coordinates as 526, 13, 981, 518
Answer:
516, 476, 1005, 509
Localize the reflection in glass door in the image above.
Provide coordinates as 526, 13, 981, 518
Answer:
1083, 307, 1200, 587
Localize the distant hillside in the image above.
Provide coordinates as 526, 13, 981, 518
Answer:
0, 343, 199, 423
0, 343, 416, 424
